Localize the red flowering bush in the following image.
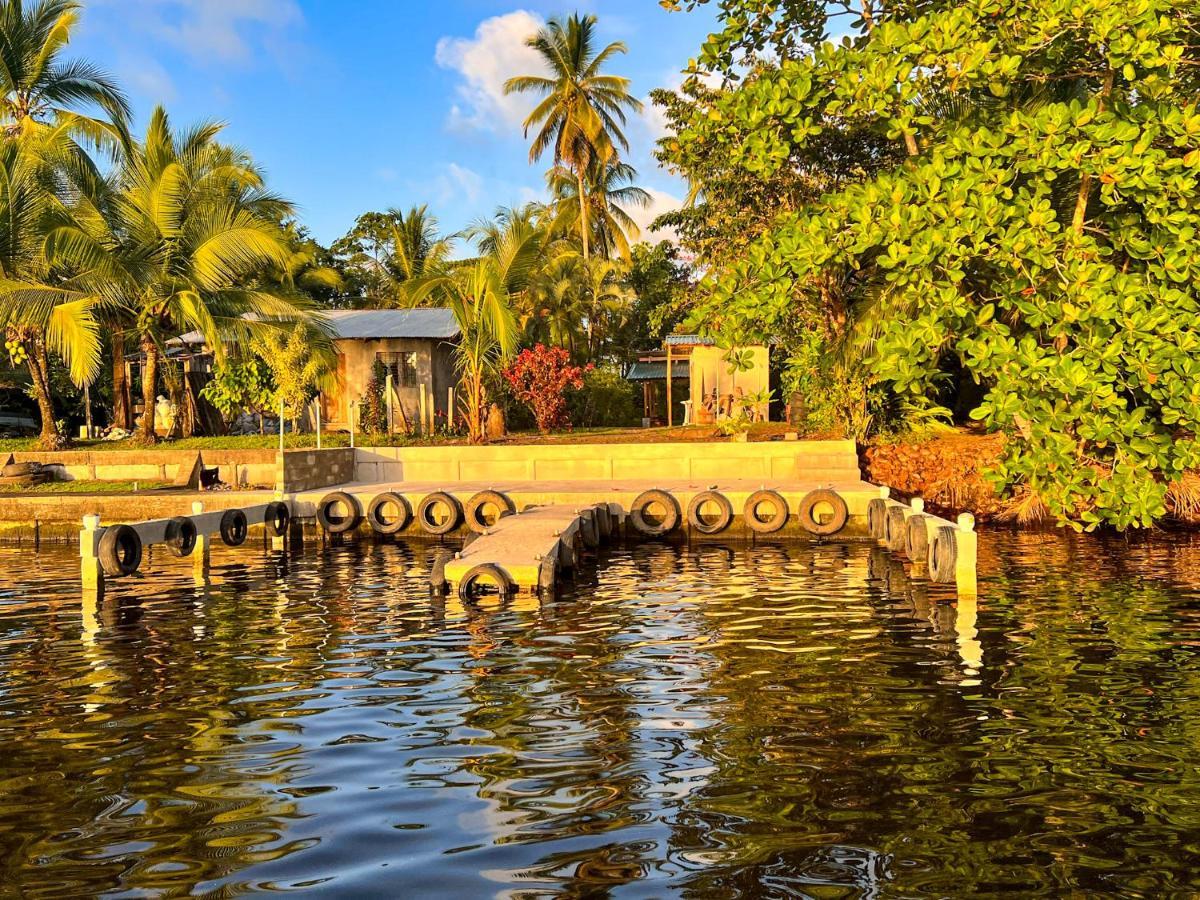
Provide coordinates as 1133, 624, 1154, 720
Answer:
502, 344, 590, 433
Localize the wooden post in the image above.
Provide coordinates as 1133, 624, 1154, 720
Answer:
419, 384, 428, 436
385, 373, 394, 433
665, 343, 673, 427
278, 398, 285, 452
349, 400, 356, 449
315, 397, 322, 449
83, 382, 94, 439
447, 386, 454, 432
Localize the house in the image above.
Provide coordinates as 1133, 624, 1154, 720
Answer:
627, 334, 770, 426
172, 308, 460, 433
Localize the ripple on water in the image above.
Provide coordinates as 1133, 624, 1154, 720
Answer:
2, 532, 1200, 895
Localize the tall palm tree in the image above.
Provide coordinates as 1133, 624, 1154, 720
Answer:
0, 127, 102, 446
0, 0, 129, 147
388, 204, 454, 287
48, 106, 324, 442
547, 159, 649, 261
504, 13, 641, 259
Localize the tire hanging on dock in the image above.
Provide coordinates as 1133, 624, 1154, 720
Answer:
317, 491, 362, 534
464, 490, 515, 533
417, 491, 462, 536
744, 489, 789, 534
686, 490, 734, 535
905, 515, 929, 565
796, 489, 848, 536
458, 563, 514, 602
629, 489, 681, 537
866, 498, 888, 540
219, 509, 248, 546
884, 506, 908, 551
265, 501, 290, 537
367, 492, 412, 535
98, 524, 142, 577
164, 516, 197, 557
928, 525, 958, 583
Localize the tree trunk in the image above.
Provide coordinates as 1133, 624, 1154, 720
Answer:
111, 329, 130, 430
1073, 69, 1115, 235
25, 337, 62, 449
577, 170, 590, 260
138, 333, 159, 443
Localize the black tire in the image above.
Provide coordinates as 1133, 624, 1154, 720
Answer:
219, 509, 248, 546
2, 461, 41, 477
464, 490, 515, 533
629, 489, 681, 537
163, 516, 197, 557
884, 506, 908, 551
687, 490, 734, 535
98, 524, 142, 577
866, 498, 888, 540
367, 492, 412, 535
797, 489, 849, 536
578, 509, 600, 548
265, 501, 290, 537
905, 515, 929, 564
744, 490, 789, 534
317, 491, 361, 534
429, 548, 452, 595
558, 528, 582, 569
928, 525, 958, 583
458, 563, 514, 602
538, 554, 558, 595
594, 505, 612, 540
417, 491, 462, 536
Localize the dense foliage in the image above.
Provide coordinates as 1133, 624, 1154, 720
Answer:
502, 343, 589, 432
662, 0, 1200, 529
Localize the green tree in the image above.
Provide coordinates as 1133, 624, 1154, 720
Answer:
331, 206, 454, 306
668, 0, 1200, 529
251, 325, 331, 430
546, 159, 649, 261
504, 12, 642, 259
47, 106, 325, 443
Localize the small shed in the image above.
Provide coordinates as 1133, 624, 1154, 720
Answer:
629, 334, 770, 426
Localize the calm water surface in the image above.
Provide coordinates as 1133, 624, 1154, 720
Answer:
2, 532, 1200, 896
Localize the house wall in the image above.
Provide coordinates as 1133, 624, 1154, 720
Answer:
324, 337, 455, 430
688, 345, 771, 414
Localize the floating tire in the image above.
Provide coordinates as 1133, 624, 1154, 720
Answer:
316, 491, 361, 534
365, 492, 411, 535
458, 563, 514, 602
744, 489, 789, 534
464, 490, 515, 533
866, 498, 888, 540
2, 461, 41, 477
558, 529, 583, 570
219, 509, 248, 546
538, 554, 558, 595
264, 501, 290, 537
687, 490, 734, 535
884, 506, 908, 551
928, 525, 958, 583
629, 489, 681, 537
905, 515, 929, 565
576, 509, 600, 548
98, 524, 142, 577
797, 489, 848, 536
163, 516, 197, 557
594, 505, 612, 540
429, 548, 452, 595
417, 492, 462, 536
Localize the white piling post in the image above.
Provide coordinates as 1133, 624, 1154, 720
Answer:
955, 512, 977, 596
192, 500, 210, 580
80, 514, 103, 598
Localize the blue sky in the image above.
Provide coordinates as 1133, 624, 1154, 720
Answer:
69, 1, 719, 247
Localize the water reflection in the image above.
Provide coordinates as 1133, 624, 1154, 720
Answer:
1, 532, 1200, 895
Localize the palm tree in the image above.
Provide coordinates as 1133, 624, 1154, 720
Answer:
527, 251, 633, 362
547, 159, 649, 260
48, 106, 325, 442
0, 0, 130, 147
389, 204, 454, 287
504, 12, 641, 259
0, 129, 102, 446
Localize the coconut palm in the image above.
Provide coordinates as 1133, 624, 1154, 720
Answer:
47, 106, 325, 442
547, 159, 649, 261
527, 251, 633, 362
0, 0, 130, 148
389, 204, 454, 286
504, 12, 641, 259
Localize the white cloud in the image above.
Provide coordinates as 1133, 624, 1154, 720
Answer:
433, 163, 484, 204
629, 186, 682, 244
434, 10, 545, 132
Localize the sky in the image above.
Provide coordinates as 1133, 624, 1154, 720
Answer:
69, 1, 721, 248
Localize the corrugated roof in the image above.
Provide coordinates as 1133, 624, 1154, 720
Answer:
325, 308, 460, 340
174, 308, 460, 345
664, 333, 714, 346
627, 360, 690, 382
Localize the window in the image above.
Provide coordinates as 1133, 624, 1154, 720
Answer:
376, 351, 419, 387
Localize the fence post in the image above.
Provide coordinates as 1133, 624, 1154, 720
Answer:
385, 373, 394, 433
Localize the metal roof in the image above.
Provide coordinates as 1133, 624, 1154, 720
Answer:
174, 308, 460, 345
626, 360, 690, 382
664, 333, 715, 346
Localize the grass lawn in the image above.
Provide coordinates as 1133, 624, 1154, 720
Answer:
1, 423, 799, 453
0, 479, 173, 494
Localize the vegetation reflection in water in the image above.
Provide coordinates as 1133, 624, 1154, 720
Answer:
2, 535, 1200, 896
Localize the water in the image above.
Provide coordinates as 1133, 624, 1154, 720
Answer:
2, 533, 1200, 897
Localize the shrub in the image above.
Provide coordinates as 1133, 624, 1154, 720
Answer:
501, 344, 588, 433
569, 366, 640, 428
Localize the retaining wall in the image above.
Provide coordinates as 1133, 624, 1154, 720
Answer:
276, 448, 357, 493
353, 440, 861, 485
6, 449, 276, 488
